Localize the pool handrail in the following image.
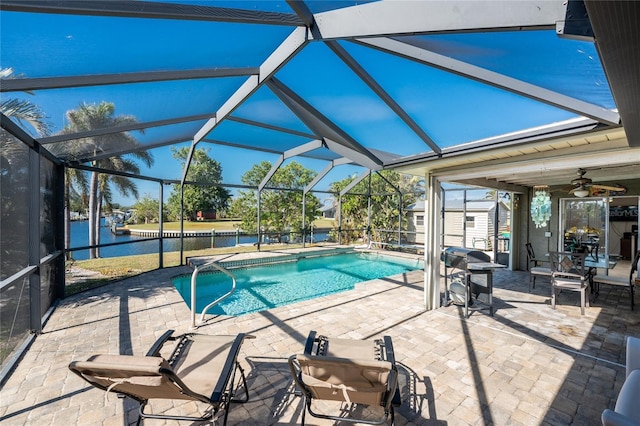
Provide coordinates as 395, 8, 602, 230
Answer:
190, 261, 237, 329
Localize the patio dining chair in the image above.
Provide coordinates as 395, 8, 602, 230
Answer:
288, 330, 400, 425
69, 330, 254, 425
549, 251, 589, 315
526, 243, 552, 291
591, 249, 639, 310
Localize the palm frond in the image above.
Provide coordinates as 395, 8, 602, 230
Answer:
0, 98, 52, 136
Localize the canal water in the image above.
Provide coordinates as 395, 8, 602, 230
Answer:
69, 219, 330, 260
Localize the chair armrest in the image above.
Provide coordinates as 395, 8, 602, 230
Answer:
627, 336, 640, 378
146, 330, 175, 356
304, 331, 318, 355
602, 409, 639, 426
287, 354, 309, 398
531, 258, 549, 266
612, 370, 640, 423
552, 271, 585, 280
382, 336, 396, 365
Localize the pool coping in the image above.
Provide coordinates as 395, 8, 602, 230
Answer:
177, 246, 425, 317
184, 245, 423, 274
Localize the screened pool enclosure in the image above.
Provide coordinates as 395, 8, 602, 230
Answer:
2, 1, 640, 382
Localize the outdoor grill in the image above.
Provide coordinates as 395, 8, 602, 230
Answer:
441, 247, 493, 313
441, 247, 491, 270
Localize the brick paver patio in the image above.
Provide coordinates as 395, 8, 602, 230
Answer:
1, 248, 638, 425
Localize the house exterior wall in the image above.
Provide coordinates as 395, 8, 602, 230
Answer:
408, 201, 513, 250
322, 207, 336, 219
444, 210, 492, 249
407, 198, 517, 262
407, 212, 425, 244
408, 207, 503, 250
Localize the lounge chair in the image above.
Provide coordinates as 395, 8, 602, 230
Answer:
68, 330, 254, 425
592, 250, 639, 310
288, 330, 400, 425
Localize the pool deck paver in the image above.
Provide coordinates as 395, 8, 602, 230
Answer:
1, 248, 639, 425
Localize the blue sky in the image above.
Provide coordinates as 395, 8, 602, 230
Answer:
1, 3, 614, 206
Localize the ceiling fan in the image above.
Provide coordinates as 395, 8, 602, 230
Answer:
568, 168, 626, 197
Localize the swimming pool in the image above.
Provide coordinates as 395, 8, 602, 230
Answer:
172, 252, 423, 316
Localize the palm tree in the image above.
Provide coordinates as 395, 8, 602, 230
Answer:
1, 68, 54, 278
0, 68, 52, 136
64, 166, 89, 260
61, 102, 153, 258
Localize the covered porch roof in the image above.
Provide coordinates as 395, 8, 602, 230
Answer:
396, 123, 640, 193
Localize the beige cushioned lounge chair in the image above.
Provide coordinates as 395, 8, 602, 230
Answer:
69, 330, 254, 425
288, 331, 400, 425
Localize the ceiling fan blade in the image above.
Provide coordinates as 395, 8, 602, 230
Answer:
551, 185, 576, 193
591, 184, 626, 191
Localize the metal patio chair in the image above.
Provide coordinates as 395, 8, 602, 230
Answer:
526, 242, 552, 291
549, 251, 589, 315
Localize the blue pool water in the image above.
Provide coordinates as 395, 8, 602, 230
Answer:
172, 252, 423, 316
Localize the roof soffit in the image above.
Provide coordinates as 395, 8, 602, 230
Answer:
393, 127, 639, 190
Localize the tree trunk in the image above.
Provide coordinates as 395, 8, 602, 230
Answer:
95, 195, 102, 258
88, 170, 99, 259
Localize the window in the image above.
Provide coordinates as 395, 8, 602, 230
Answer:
466, 216, 475, 228
416, 215, 424, 226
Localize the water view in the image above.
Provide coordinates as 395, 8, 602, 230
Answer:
69, 219, 329, 260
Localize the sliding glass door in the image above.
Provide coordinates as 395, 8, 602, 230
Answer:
559, 196, 640, 261
559, 198, 607, 258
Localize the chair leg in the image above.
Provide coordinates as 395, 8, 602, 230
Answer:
631, 285, 634, 311
551, 289, 556, 310
301, 396, 307, 426
230, 362, 250, 403
580, 290, 585, 315
221, 362, 251, 426
530, 275, 536, 291
585, 288, 590, 308
136, 405, 144, 426
390, 405, 395, 426
221, 405, 230, 426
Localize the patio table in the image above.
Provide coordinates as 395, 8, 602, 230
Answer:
585, 255, 619, 270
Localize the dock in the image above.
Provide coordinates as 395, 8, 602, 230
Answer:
110, 223, 130, 235
125, 228, 239, 238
